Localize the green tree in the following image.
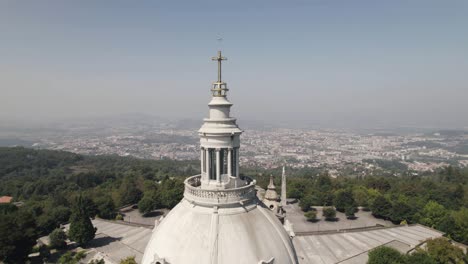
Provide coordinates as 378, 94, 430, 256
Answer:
96, 195, 116, 220
0, 211, 37, 264
365, 177, 391, 192
390, 200, 414, 224
405, 251, 436, 264
159, 179, 184, 209
316, 191, 334, 206
352, 186, 370, 208
316, 173, 332, 190
118, 177, 142, 206
322, 207, 336, 221
50, 206, 72, 226
449, 207, 468, 244
426, 238, 465, 264
417, 201, 447, 228
138, 195, 155, 215
50, 228, 67, 249
68, 195, 96, 246
334, 189, 356, 212
0, 204, 18, 215
437, 214, 457, 236
82, 196, 98, 218
371, 195, 392, 219
367, 246, 405, 264
299, 195, 314, 212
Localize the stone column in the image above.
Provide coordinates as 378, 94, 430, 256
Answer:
227, 148, 232, 177
206, 148, 210, 181
216, 149, 221, 183
235, 148, 240, 177
200, 147, 204, 174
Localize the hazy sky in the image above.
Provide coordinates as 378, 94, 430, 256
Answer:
1, 0, 467, 128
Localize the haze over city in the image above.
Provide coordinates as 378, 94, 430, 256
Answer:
1, 0, 467, 129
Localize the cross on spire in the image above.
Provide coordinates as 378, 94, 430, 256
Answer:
212, 51, 227, 83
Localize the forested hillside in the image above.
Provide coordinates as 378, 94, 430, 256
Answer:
0, 147, 198, 200
0, 147, 468, 263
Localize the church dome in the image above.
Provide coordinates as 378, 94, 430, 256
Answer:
142, 51, 298, 264
141, 175, 298, 264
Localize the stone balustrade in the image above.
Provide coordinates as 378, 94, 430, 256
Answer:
184, 175, 257, 206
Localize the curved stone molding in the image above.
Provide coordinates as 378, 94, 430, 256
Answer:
184, 175, 257, 206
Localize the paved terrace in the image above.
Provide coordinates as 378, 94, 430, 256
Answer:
293, 225, 444, 264
66, 219, 152, 264
285, 204, 394, 234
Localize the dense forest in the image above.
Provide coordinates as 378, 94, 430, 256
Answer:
0, 147, 468, 263
0, 147, 196, 262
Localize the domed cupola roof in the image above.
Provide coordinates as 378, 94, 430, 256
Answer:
141, 52, 298, 264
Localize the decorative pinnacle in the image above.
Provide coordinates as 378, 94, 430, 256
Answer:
210, 51, 228, 97
212, 51, 227, 83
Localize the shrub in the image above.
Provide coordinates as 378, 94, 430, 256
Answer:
345, 206, 357, 219
58, 252, 74, 264
299, 195, 314, 212
304, 210, 317, 222
50, 228, 67, 249
38, 244, 50, 259
323, 207, 336, 221
74, 250, 86, 261
58, 250, 87, 264
120, 256, 137, 264
89, 259, 105, 264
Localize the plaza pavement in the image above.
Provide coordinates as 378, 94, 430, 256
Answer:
285, 203, 394, 234
293, 224, 444, 264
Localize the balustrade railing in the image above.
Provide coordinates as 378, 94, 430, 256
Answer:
184, 175, 256, 205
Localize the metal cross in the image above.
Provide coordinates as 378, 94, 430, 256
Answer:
212, 51, 227, 83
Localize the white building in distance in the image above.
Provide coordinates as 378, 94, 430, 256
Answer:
141, 52, 298, 264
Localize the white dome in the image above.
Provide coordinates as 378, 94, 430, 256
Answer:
142, 52, 298, 264
142, 176, 298, 264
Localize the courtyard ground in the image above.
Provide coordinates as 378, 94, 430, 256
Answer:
119, 206, 168, 227
285, 203, 394, 234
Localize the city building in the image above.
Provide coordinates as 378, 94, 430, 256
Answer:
141, 52, 298, 264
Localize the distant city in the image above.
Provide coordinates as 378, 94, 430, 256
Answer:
1, 116, 467, 176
